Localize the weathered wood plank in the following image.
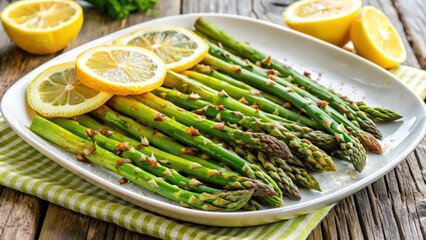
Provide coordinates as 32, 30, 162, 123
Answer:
182, 0, 252, 15
0, 188, 45, 240
393, 0, 426, 69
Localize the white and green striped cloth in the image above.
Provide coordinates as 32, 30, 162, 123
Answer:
0, 66, 423, 239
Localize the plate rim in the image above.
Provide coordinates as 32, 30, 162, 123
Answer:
1, 13, 426, 227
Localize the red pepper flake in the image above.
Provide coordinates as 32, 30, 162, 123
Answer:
255, 61, 262, 67
216, 105, 225, 111
303, 71, 312, 78
146, 153, 157, 167
317, 100, 329, 107
265, 69, 281, 76
189, 92, 201, 100
154, 113, 165, 122
261, 56, 272, 66
238, 97, 249, 104
115, 142, 130, 154
115, 158, 132, 167
98, 128, 113, 136
230, 65, 242, 73
194, 108, 205, 115
186, 127, 201, 137
119, 178, 128, 185
212, 122, 225, 131
251, 103, 261, 110
181, 147, 198, 155
284, 102, 293, 109
135, 144, 145, 150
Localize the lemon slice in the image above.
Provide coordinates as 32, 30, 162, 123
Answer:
75, 45, 167, 96
27, 62, 113, 118
283, 0, 362, 46
350, 6, 407, 69
114, 26, 209, 72
0, 0, 83, 55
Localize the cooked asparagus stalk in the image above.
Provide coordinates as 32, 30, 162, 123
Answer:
357, 103, 403, 122
153, 87, 338, 152
179, 71, 338, 151
270, 157, 321, 191
190, 65, 318, 129
51, 117, 222, 194
202, 39, 382, 154
200, 55, 366, 172
162, 72, 335, 171
194, 17, 382, 139
106, 96, 284, 203
86, 108, 274, 196
237, 148, 301, 200
30, 116, 252, 211
133, 93, 291, 159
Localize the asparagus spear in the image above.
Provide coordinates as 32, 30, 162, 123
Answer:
30, 116, 252, 211
203, 39, 382, 154
231, 146, 301, 200
269, 157, 321, 191
183, 70, 319, 129
51, 117, 221, 194
106, 96, 284, 202
194, 17, 383, 139
86, 108, 274, 196
200, 55, 367, 172
190, 64, 315, 127
162, 72, 335, 171
153, 87, 338, 152
133, 93, 291, 159
357, 104, 403, 122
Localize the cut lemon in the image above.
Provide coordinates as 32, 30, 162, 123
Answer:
0, 0, 83, 55
114, 26, 209, 72
350, 6, 407, 69
27, 62, 113, 118
283, 0, 362, 46
75, 45, 166, 96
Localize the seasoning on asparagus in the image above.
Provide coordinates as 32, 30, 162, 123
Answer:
106, 95, 284, 204
201, 55, 366, 172
202, 39, 382, 154
30, 116, 252, 211
194, 17, 384, 139
162, 72, 335, 172
86, 108, 275, 196
133, 93, 292, 159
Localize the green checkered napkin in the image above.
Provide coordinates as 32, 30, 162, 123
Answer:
0, 66, 423, 239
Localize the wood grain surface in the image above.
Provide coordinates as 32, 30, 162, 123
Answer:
0, 0, 425, 239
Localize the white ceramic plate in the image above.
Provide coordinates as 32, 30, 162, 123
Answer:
2, 14, 426, 227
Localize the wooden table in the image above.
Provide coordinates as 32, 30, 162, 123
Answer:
1, 1, 425, 239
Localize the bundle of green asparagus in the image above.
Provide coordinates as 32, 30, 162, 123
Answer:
28, 17, 402, 211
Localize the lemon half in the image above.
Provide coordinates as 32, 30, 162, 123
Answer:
283, 0, 362, 46
350, 6, 407, 68
1, 0, 83, 55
